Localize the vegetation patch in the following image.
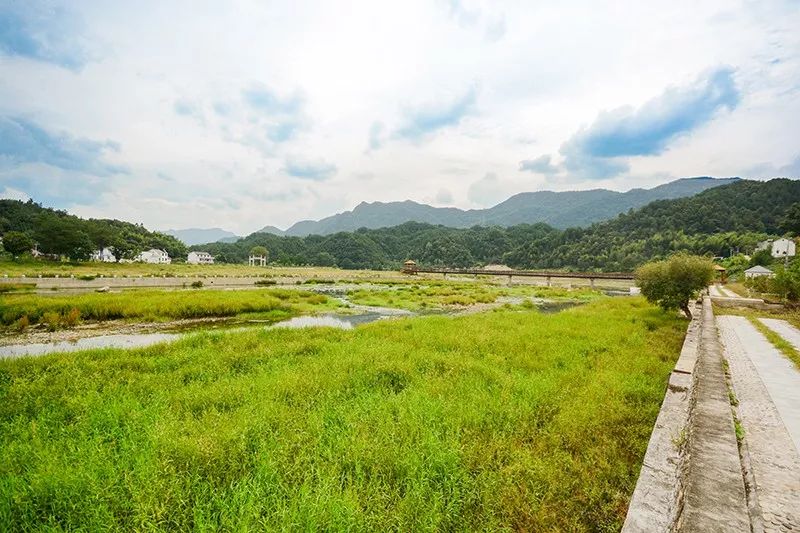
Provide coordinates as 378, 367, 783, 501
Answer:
0, 283, 36, 293
347, 282, 598, 311
0, 298, 684, 530
0, 288, 338, 329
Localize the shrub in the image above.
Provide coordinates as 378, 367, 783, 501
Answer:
15, 315, 29, 332
63, 308, 81, 328
744, 275, 773, 295
42, 312, 61, 331
636, 253, 715, 318
254, 279, 277, 286
190, 281, 204, 289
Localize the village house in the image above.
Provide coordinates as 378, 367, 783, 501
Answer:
744, 265, 774, 279
187, 251, 214, 265
755, 238, 797, 258
91, 247, 117, 263
136, 249, 171, 264
771, 237, 796, 258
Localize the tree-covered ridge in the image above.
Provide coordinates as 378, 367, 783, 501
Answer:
0, 199, 187, 260
194, 179, 799, 271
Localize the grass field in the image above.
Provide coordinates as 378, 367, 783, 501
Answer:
0, 288, 338, 330
0, 298, 684, 531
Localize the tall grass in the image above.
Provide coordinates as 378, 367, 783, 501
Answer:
0, 298, 684, 530
347, 283, 599, 311
0, 288, 335, 327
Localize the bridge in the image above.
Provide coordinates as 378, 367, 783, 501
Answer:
401, 265, 635, 287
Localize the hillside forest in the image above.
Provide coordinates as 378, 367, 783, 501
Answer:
1, 179, 798, 272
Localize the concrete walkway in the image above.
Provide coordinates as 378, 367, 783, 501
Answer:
717, 315, 800, 530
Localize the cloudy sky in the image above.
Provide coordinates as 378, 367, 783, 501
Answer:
1, 1, 799, 234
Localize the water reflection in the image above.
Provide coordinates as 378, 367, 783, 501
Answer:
271, 312, 387, 330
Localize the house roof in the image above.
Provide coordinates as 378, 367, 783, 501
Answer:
744, 265, 773, 274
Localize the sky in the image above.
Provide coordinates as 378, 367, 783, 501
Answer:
0, 0, 799, 235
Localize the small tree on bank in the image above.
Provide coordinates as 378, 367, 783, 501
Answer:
635, 253, 715, 319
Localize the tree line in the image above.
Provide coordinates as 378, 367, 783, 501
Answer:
0, 199, 187, 261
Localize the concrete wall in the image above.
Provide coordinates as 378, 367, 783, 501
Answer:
622, 301, 702, 532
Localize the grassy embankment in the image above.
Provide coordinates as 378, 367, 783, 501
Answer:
0, 289, 338, 331
0, 297, 685, 530
347, 283, 600, 311
0, 260, 402, 281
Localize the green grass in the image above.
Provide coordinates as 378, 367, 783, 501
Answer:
0, 297, 684, 531
347, 283, 599, 311
0, 288, 338, 329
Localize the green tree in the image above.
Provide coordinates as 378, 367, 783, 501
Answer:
779, 202, 800, 234
635, 253, 715, 318
2, 231, 34, 259
249, 246, 269, 261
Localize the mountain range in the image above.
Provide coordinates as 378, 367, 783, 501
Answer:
257, 177, 739, 237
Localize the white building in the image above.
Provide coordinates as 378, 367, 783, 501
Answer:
187, 251, 214, 265
137, 249, 171, 264
771, 238, 796, 259
91, 247, 116, 263
744, 265, 774, 278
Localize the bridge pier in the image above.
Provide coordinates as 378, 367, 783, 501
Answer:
590, 278, 595, 289
546, 276, 551, 287
507, 274, 513, 286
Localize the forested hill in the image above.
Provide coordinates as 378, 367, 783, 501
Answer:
0, 199, 186, 260
263, 176, 739, 236
194, 178, 800, 271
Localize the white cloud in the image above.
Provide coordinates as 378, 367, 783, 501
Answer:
0, 0, 797, 234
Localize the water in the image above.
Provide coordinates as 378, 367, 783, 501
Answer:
0, 299, 582, 358
0, 333, 179, 359
0, 312, 391, 358
271, 312, 387, 330
537, 301, 585, 313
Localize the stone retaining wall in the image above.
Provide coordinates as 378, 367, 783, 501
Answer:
622, 301, 701, 532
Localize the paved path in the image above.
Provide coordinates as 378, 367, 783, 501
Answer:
717, 315, 800, 530
760, 318, 800, 353
709, 284, 724, 297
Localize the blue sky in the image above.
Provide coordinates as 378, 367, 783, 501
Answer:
0, 0, 798, 233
